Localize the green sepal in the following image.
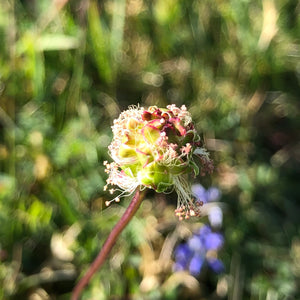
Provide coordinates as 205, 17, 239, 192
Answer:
118, 144, 137, 159
142, 125, 161, 144
157, 181, 173, 193
190, 159, 199, 176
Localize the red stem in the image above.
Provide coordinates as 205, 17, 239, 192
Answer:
71, 188, 146, 300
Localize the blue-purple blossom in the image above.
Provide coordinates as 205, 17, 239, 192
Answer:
192, 184, 223, 227
192, 184, 221, 203
173, 225, 224, 276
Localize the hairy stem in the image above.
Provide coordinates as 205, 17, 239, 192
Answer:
71, 188, 146, 300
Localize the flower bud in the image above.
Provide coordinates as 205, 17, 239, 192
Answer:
104, 105, 213, 219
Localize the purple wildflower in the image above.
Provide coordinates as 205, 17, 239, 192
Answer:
192, 184, 221, 204
173, 225, 224, 276
192, 184, 223, 227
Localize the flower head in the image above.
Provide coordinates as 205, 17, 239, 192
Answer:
104, 105, 213, 219
174, 225, 224, 276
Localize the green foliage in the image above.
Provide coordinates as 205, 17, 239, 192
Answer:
0, 0, 299, 299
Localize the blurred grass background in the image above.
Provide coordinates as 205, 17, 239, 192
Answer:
0, 0, 299, 299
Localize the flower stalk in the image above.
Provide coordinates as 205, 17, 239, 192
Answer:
71, 188, 146, 300
72, 104, 212, 298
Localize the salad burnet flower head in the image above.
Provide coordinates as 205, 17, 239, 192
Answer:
104, 105, 213, 219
